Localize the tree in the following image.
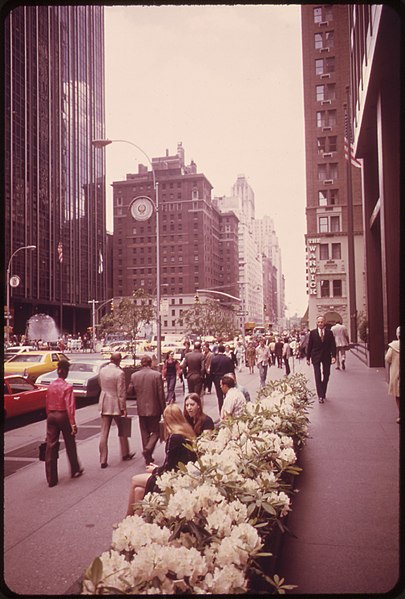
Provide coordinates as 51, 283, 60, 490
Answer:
99, 289, 155, 354
180, 299, 240, 339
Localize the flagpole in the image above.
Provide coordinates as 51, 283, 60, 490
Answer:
58, 240, 63, 337
344, 86, 357, 343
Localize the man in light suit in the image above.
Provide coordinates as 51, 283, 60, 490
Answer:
306, 315, 336, 403
98, 352, 135, 468
331, 321, 350, 370
128, 354, 165, 465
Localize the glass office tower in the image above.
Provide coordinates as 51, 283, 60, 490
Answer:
4, 5, 106, 336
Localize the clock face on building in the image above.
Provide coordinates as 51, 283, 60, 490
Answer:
130, 196, 154, 221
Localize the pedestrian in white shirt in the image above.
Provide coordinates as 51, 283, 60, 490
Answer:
220, 374, 246, 420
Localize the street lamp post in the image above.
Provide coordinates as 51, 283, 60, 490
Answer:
6, 245, 36, 345
92, 138, 162, 364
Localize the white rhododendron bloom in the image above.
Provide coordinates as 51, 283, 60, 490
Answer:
82, 375, 312, 595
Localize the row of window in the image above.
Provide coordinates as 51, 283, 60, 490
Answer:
317, 136, 337, 153
316, 83, 336, 101
319, 242, 341, 260
313, 6, 333, 23
320, 279, 342, 297
314, 31, 334, 50
319, 214, 340, 233
315, 56, 335, 75
316, 109, 336, 128
318, 162, 338, 181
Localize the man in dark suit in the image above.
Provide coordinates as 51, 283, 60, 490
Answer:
128, 355, 165, 464
210, 344, 235, 412
306, 315, 336, 403
181, 341, 204, 395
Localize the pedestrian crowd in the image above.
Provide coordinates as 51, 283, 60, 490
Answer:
42, 318, 400, 516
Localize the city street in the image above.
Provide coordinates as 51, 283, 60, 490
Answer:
3, 353, 399, 595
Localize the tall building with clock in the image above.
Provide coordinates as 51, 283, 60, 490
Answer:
111, 143, 239, 333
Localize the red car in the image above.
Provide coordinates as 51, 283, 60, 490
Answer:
4, 375, 48, 419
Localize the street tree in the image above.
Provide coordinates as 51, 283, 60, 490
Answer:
99, 289, 155, 356
180, 299, 240, 339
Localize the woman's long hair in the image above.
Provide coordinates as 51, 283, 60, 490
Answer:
163, 403, 196, 440
183, 393, 206, 436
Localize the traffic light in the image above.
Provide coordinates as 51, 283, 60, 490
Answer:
194, 294, 200, 304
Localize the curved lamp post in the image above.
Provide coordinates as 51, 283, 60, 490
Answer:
92, 138, 162, 364
6, 245, 36, 345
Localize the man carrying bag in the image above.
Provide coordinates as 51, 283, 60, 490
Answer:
98, 352, 135, 468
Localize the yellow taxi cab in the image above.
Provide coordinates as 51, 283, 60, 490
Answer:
4, 351, 70, 382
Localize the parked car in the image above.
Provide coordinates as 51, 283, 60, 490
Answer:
4, 346, 37, 362
36, 359, 109, 401
4, 375, 48, 418
4, 351, 70, 382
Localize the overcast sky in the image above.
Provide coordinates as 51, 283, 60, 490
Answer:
103, 4, 307, 316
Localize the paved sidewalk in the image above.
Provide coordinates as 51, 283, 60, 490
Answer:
278, 354, 401, 594
3, 353, 400, 595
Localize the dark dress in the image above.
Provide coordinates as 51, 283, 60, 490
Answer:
145, 433, 196, 495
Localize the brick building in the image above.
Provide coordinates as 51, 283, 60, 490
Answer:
111, 143, 239, 335
301, 4, 365, 335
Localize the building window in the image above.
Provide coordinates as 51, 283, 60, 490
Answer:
313, 7, 322, 23
314, 32, 323, 49
316, 111, 326, 127
317, 137, 326, 154
318, 164, 327, 181
331, 243, 341, 259
318, 190, 327, 206
319, 243, 329, 260
328, 136, 337, 152
319, 216, 329, 233
333, 279, 342, 296
327, 110, 336, 126
316, 85, 325, 101
325, 31, 334, 47
320, 280, 330, 297
318, 189, 338, 206
330, 215, 340, 232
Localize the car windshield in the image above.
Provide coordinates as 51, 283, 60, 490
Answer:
9, 355, 43, 363
69, 363, 96, 373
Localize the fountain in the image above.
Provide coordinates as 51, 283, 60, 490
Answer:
26, 314, 59, 342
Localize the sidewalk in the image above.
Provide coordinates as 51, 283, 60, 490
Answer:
278, 354, 401, 594
3, 354, 400, 595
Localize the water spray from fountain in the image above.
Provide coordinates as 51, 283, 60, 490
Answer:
26, 314, 60, 342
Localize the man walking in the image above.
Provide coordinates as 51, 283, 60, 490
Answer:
202, 341, 213, 393
98, 352, 135, 468
181, 341, 204, 396
45, 360, 83, 487
306, 315, 336, 403
128, 354, 165, 465
210, 344, 235, 412
331, 321, 350, 370
255, 337, 271, 387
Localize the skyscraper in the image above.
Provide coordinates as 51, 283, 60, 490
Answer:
301, 4, 365, 334
4, 5, 106, 337
347, 5, 400, 366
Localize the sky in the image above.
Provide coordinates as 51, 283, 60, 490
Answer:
103, 4, 307, 317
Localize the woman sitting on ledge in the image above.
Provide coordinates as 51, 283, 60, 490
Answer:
183, 392, 215, 435
125, 404, 196, 516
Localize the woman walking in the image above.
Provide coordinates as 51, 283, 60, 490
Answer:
162, 351, 181, 404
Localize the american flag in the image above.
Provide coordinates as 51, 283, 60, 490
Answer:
57, 241, 63, 264
344, 106, 362, 169
98, 249, 103, 274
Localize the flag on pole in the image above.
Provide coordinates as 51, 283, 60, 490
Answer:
98, 249, 103, 274
344, 105, 362, 169
57, 241, 63, 263
344, 138, 362, 169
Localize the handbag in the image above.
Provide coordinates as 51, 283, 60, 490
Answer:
39, 441, 59, 461
118, 416, 132, 438
39, 442, 47, 461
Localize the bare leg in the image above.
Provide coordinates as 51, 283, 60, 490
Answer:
126, 472, 150, 516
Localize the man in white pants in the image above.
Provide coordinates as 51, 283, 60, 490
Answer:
331, 321, 350, 370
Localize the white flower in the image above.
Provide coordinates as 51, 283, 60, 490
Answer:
203, 564, 248, 593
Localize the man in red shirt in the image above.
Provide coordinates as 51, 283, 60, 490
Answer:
45, 360, 83, 487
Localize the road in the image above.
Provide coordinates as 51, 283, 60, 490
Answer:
3, 353, 400, 595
